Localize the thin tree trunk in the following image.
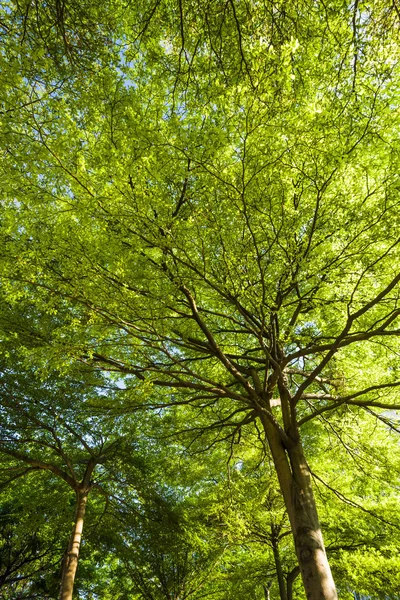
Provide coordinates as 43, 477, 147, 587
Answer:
271, 534, 287, 600
59, 489, 88, 600
263, 583, 271, 600
287, 566, 300, 600
261, 415, 337, 600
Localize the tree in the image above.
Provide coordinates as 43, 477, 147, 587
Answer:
0, 480, 63, 598
2, 1, 400, 598
116, 495, 225, 600
0, 357, 127, 600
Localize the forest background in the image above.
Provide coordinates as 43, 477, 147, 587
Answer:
1, 1, 400, 599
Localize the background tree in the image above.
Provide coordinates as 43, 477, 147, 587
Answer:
0, 351, 151, 600
0, 477, 64, 598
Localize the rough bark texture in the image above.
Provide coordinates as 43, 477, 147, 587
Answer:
261, 415, 337, 600
288, 443, 337, 600
59, 490, 88, 600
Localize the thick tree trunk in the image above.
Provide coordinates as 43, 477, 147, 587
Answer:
287, 442, 336, 599
59, 490, 88, 600
261, 415, 337, 600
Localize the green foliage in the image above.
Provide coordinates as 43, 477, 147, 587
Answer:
1, 1, 400, 598
0, 479, 64, 598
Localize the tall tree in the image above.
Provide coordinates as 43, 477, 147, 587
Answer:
2, 1, 400, 598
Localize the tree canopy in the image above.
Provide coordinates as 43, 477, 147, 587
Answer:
1, 1, 400, 599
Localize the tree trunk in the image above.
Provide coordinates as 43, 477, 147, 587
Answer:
271, 534, 287, 600
287, 566, 300, 600
263, 583, 271, 600
287, 442, 336, 599
59, 489, 88, 600
261, 415, 337, 600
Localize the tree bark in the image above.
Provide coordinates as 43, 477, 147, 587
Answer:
287, 442, 336, 599
59, 489, 88, 600
263, 583, 271, 600
271, 533, 287, 600
261, 415, 337, 600
287, 566, 300, 600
